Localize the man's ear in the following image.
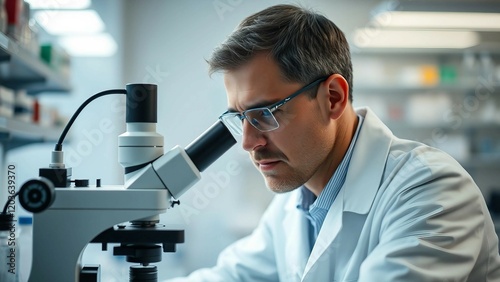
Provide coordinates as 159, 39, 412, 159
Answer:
319, 74, 349, 120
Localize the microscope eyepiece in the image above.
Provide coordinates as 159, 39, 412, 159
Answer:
185, 120, 237, 172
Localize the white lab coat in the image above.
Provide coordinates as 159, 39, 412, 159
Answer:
169, 107, 500, 282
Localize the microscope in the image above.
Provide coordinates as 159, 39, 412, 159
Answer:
14, 84, 236, 281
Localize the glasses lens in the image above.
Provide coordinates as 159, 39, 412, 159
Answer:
220, 113, 243, 135
246, 108, 279, 132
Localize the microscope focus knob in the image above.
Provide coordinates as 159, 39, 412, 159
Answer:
19, 178, 56, 213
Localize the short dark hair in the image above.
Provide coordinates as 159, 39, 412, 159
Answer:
207, 4, 353, 102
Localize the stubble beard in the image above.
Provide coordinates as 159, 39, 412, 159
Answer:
260, 165, 310, 194
252, 148, 314, 194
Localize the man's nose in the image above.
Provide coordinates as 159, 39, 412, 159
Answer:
241, 120, 266, 152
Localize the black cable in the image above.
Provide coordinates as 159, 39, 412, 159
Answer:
0, 191, 18, 230
1, 190, 19, 215
55, 89, 127, 151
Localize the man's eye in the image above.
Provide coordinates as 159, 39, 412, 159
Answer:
250, 118, 260, 127
261, 110, 273, 117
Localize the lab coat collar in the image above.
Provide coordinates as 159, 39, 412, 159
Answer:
302, 107, 393, 279
342, 107, 393, 214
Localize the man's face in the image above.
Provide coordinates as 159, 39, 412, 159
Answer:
223, 53, 335, 193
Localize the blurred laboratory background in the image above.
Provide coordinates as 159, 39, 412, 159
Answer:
1, 0, 500, 280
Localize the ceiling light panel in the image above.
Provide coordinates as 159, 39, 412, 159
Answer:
354, 29, 480, 49
26, 0, 91, 9
374, 11, 500, 31
34, 10, 104, 35
58, 33, 117, 57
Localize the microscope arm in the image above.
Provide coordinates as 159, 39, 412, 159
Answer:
124, 145, 200, 198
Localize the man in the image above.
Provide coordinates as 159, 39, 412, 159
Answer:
169, 4, 500, 281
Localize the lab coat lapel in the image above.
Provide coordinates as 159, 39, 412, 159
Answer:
303, 188, 344, 279
301, 107, 393, 281
282, 190, 310, 280
343, 107, 393, 214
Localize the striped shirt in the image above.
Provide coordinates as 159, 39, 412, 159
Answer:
297, 114, 364, 250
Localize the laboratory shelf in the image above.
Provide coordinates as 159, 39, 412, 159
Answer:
0, 31, 72, 215
0, 117, 63, 151
0, 32, 71, 94
351, 44, 500, 213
